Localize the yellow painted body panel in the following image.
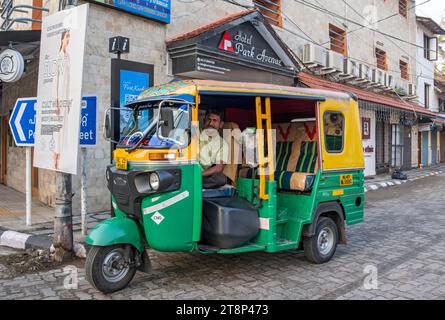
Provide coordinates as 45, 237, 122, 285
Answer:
319, 98, 365, 171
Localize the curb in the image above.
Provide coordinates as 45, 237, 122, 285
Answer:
0, 227, 86, 258
364, 170, 443, 193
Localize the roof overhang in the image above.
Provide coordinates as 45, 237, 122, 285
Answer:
0, 30, 41, 58
416, 16, 445, 35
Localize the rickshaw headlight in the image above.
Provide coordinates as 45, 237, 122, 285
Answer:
149, 172, 160, 190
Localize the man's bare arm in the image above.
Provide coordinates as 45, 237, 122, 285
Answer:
202, 162, 224, 177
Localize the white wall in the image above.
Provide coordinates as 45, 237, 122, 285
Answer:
416, 25, 437, 111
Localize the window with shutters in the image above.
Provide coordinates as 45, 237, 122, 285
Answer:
375, 48, 388, 71
253, 0, 282, 27
329, 24, 347, 56
399, 0, 408, 18
400, 60, 409, 80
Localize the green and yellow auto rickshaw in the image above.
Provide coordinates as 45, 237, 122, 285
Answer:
85, 80, 365, 293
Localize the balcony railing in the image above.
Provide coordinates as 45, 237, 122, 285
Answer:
0, 0, 49, 31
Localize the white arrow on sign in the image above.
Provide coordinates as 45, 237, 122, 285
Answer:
15, 102, 27, 142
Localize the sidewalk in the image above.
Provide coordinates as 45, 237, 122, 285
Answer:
0, 184, 108, 246
364, 164, 445, 193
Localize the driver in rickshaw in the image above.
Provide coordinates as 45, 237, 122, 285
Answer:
199, 109, 229, 189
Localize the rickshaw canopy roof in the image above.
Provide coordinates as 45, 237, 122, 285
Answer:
134, 80, 355, 106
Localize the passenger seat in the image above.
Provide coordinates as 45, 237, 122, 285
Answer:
239, 122, 318, 192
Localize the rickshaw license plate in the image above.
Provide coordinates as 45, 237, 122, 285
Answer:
340, 174, 353, 186
116, 157, 128, 170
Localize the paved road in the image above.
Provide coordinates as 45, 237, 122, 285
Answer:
1, 175, 445, 300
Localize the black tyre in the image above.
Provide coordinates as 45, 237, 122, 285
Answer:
303, 217, 339, 264
85, 245, 137, 294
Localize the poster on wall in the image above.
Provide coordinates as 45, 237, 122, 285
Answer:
33, 4, 89, 175
362, 117, 371, 140
90, 0, 170, 24
110, 59, 154, 153
119, 69, 150, 139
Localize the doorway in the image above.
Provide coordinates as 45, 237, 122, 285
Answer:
402, 126, 412, 170
421, 131, 429, 167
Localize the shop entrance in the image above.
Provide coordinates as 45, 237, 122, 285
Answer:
441, 131, 445, 163
421, 131, 429, 167
402, 126, 412, 170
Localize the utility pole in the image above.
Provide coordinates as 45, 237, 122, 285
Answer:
53, 0, 78, 262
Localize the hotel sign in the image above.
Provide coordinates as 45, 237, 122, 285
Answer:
205, 22, 284, 68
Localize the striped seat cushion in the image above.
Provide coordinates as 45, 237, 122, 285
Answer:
275, 141, 293, 173
295, 141, 318, 173
275, 171, 315, 192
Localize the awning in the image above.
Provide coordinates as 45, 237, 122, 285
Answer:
298, 72, 436, 118
0, 30, 41, 47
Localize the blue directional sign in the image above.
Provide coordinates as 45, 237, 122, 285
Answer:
80, 96, 97, 147
9, 96, 97, 148
9, 98, 37, 147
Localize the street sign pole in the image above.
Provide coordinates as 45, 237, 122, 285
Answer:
26, 147, 32, 226
8, 98, 37, 227
81, 147, 88, 236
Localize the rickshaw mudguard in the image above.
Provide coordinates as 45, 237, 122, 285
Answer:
85, 217, 145, 253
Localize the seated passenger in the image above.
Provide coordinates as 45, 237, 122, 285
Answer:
199, 109, 229, 189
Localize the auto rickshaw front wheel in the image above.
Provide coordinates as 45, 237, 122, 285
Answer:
86, 245, 137, 293
303, 217, 339, 264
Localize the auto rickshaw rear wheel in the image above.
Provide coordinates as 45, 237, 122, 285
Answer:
303, 217, 338, 264
86, 244, 137, 293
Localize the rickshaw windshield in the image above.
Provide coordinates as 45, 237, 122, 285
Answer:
118, 101, 191, 149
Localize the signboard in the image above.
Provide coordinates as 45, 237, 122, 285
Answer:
167, 12, 296, 86
208, 23, 284, 68
9, 96, 97, 148
0, 49, 25, 83
33, 4, 89, 175
80, 96, 97, 146
110, 59, 154, 152
8, 98, 37, 147
90, 0, 170, 24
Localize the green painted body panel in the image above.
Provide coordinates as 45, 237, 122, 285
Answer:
100, 163, 363, 255
85, 217, 145, 252
233, 168, 364, 253
316, 170, 365, 225
138, 163, 202, 252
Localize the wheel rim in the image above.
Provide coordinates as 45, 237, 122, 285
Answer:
317, 227, 334, 256
102, 249, 130, 283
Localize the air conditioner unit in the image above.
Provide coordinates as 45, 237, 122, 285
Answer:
386, 74, 395, 89
408, 83, 416, 96
303, 43, 327, 67
343, 58, 360, 78
359, 64, 372, 82
370, 69, 384, 87
324, 50, 344, 72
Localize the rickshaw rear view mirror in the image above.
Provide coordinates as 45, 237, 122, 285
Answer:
159, 107, 174, 138
103, 109, 112, 140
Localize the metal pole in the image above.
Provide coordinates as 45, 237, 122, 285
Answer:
53, 0, 77, 262
81, 147, 88, 236
54, 172, 73, 261
25, 147, 32, 226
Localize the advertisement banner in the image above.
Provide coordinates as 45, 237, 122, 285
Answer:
33, 4, 89, 174
91, 0, 170, 24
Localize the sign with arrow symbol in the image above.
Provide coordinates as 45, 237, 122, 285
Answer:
8, 98, 37, 147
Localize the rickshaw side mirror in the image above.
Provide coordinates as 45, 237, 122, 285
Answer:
159, 107, 174, 138
104, 112, 112, 140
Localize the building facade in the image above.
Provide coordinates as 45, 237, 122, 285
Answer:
0, 0, 444, 216
416, 16, 445, 167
